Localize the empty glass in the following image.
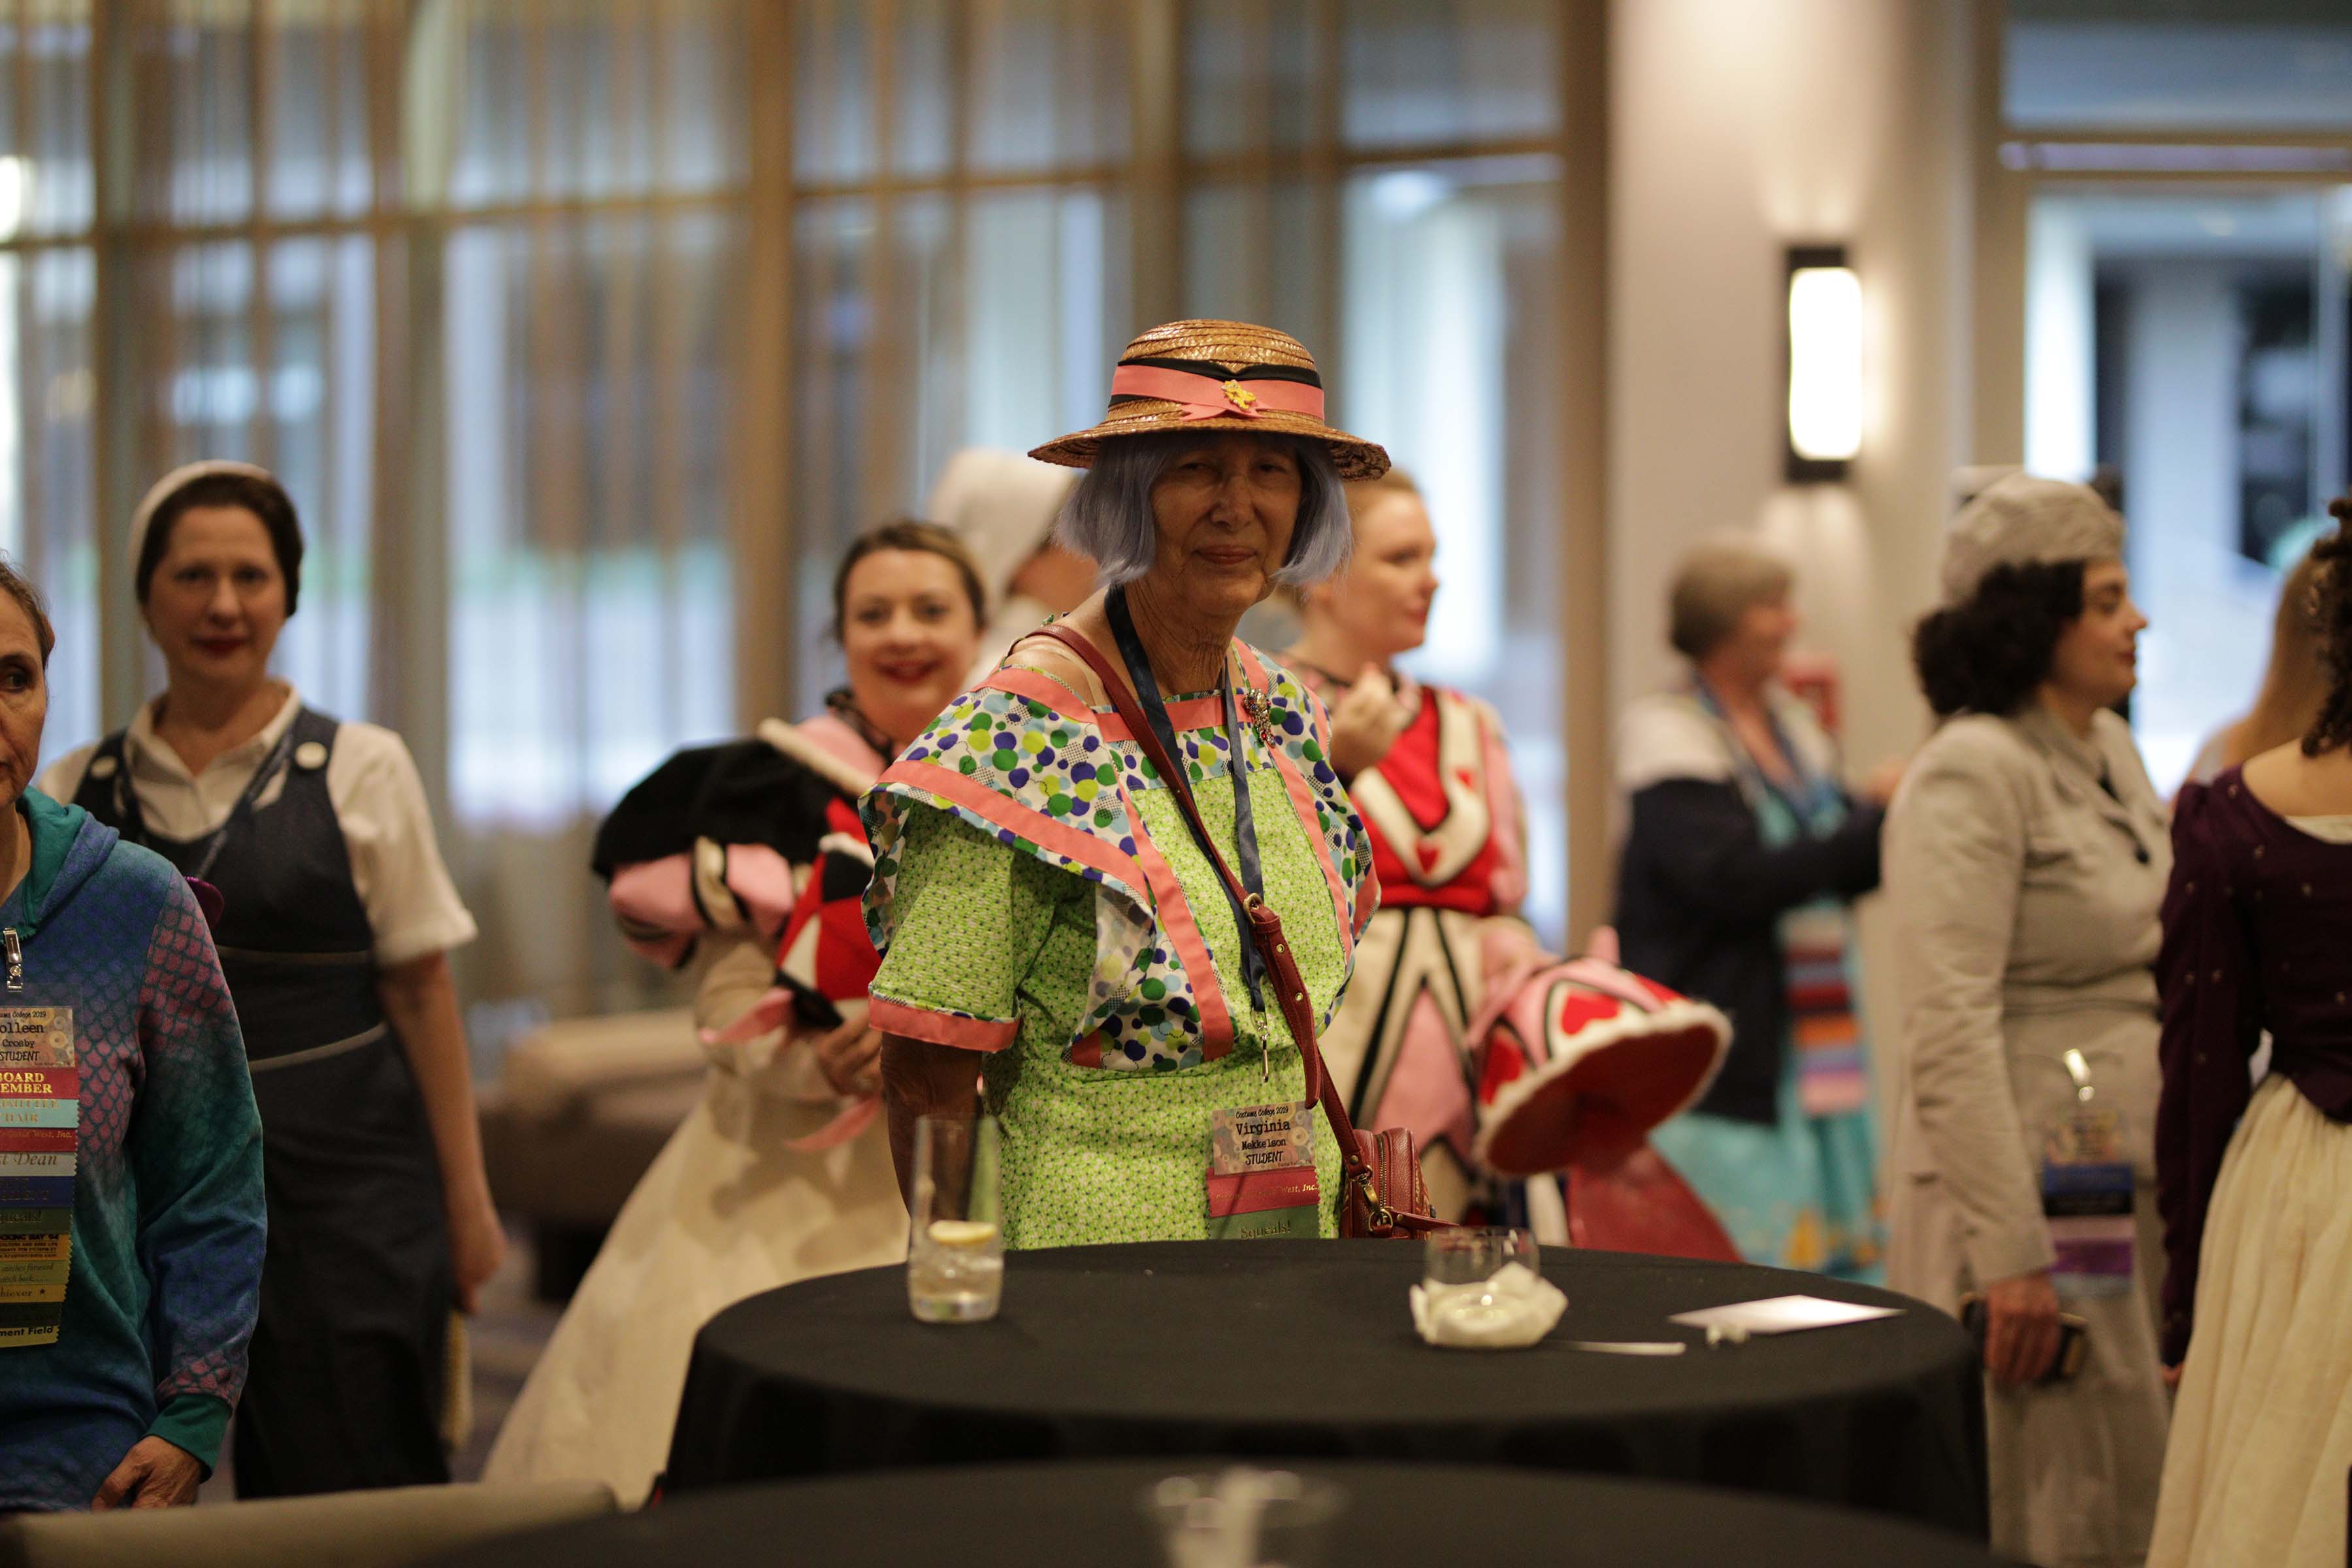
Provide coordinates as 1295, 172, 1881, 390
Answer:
1419, 1227, 1540, 1335
1143, 1467, 1346, 1568
906, 1113, 1004, 1323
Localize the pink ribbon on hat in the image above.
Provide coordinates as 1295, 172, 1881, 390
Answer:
1109, 364, 1326, 423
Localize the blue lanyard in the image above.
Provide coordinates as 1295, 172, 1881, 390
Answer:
1693, 680, 1833, 826
1105, 587, 1269, 1012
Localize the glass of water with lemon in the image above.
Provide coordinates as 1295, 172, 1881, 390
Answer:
908, 1113, 1004, 1323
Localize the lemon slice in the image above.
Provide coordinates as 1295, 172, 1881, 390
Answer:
927, 1220, 998, 1249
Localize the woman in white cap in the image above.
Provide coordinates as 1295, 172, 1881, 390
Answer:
39, 463, 498, 1495
926, 448, 1090, 682
1883, 474, 2169, 1567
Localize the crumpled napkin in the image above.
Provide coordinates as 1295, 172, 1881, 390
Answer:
1409, 1262, 1567, 1349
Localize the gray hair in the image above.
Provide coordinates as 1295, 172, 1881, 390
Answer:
1054, 431, 1352, 589
1668, 534, 1795, 659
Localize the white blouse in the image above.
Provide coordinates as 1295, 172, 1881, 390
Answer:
37, 685, 478, 968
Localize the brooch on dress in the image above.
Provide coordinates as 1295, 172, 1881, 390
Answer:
1236, 685, 1279, 752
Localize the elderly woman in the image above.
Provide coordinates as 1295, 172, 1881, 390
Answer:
39, 462, 495, 1495
1614, 537, 1895, 1277
486, 521, 986, 1501
1279, 466, 1550, 1226
0, 563, 263, 1511
1884, 475, 2170, 1567
866, 319, 1382, 1246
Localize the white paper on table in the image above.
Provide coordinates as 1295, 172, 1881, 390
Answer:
1667, 1294, 1903, 1336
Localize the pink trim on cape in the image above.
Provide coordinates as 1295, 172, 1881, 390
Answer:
1234, 643, 1365, 955
868, 995, 1021, 1053
1119, 790, 1238, 1058
879, 757, 1141, 890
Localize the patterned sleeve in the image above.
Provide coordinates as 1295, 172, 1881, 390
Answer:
868, 806, 1073, 1052
129, 875, 265, 1471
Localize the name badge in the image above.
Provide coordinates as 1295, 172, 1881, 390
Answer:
2042, 1106, 2133, 1299
0, 1005, 73, 1349
1206, 1101, 1318, 1240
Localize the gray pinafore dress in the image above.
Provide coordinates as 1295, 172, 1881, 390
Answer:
74, 708, 451, 1495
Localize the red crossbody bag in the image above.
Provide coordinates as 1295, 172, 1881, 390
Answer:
1036, 625, 1447, 1239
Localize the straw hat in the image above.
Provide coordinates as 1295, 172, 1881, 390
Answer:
1030, 319, 1389, 480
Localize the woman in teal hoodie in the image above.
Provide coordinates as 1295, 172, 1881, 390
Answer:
0, 561, 263, 1511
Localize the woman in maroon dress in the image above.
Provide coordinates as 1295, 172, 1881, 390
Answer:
2151, 497, 2352, 1568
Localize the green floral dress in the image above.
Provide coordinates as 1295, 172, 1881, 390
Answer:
862, 643, 1377, 1248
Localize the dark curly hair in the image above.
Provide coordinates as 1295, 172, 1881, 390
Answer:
1912, 559, 2087, 719
2304, 494, 2352, 756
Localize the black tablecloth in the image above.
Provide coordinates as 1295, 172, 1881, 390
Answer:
666, 1241, 1985, 1536
423, 1462, 2002, 1568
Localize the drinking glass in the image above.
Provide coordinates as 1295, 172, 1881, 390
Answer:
1143, 1467, 1346, 1568
906, 1113, 1004, 1323
1419, 1227, 1540, 1334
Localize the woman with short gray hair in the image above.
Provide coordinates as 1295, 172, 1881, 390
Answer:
1614, 534, 1897, 1277
863, 319, 1385, 1246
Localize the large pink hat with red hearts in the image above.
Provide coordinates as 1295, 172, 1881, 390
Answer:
1469, 958, 1730, 1177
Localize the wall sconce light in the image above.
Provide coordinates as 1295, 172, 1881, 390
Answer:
1785, 244, 1861, 483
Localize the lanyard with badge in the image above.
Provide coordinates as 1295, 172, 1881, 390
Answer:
1104, 589, 1322, 1240
2040, 1048, 2136, 1298
109, 724, 299, 883
0, 897, 75, 1347
1694, 681, 1870, 1119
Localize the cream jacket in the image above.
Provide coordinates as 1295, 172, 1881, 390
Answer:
1883, 704, 2170, 1287
1884, 704, 2173, 1567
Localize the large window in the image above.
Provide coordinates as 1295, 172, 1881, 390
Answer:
788, 0, 1578, 943
0, 1, 1591, 1039
0, 3, 756, 1034
2005, 1, 2352, 792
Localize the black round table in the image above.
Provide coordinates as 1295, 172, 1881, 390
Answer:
665, 1241, 1985, 1537
423, 1462, 2003, 1568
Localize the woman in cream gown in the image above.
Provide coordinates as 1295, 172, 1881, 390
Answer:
485, 522, 987, 1500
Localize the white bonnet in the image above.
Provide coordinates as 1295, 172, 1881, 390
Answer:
924, 449, 1077, 605
129, 459, 280, 568
1938, 473, 2123, 607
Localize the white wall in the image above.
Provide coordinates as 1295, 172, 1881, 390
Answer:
1607, 0, 1978, 1125
1609, 0, 1973, 771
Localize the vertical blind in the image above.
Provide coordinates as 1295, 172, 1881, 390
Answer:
0, 0, 1580, 1043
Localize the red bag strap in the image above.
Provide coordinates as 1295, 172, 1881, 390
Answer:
1028, 625, 1373, 1165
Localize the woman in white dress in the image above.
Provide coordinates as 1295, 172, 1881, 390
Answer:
483, 521, 985, 1501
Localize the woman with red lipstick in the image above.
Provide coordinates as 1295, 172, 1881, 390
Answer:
40, 461, 497, 1495
483, 521, 985, 1502
1883, 474, 2170, 1567
867, 319, 1385, 1247
1277, 467, 1550, 1227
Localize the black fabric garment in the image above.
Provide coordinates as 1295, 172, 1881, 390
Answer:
417, 1462, 2003, 1568
1613, 778, 1884, 1124
664, 1241, 1985, 1539
75, 710, 451, 1495
589, 738, 842, 883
